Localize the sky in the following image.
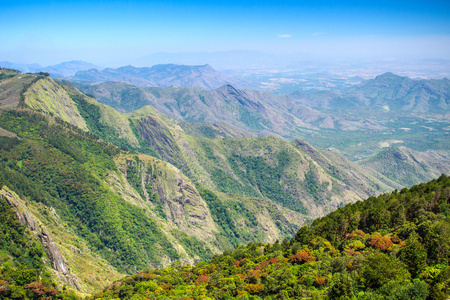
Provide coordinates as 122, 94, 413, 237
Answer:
1, 0, 450, 66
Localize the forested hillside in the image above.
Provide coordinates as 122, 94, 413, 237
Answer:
2, 161, 448, 299
89, 174, 450, 299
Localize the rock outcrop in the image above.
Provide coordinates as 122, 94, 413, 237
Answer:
0, 187, 80, 290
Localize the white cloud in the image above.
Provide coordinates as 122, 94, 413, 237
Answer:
278, 34, 292, 38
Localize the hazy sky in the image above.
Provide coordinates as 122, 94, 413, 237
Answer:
1, 0, 450, 66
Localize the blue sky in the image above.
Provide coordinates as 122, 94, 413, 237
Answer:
1, 0, 450, 66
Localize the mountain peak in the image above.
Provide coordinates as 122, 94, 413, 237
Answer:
374, 72, 403, 80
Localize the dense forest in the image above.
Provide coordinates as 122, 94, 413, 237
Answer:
86, 174, 450, 299
2, 173, 449, 299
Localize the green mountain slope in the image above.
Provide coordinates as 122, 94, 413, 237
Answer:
0, 185, 82, 299
89, 174, 450, 300
55, 79, 400, 218
0, 186, 124, 296
73, 76, 450, 162
359, 146, 450, 187
0, 71, 43, 110
126, 106, 400, 217
0, 73, 311, 292
0, 108, 307, 280
24, 76, 88, 130
0, 110, 180, 272
73, 81, 357, 137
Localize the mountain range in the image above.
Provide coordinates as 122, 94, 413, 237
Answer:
290, 72, 450, 114
73, 64, 249, 89
0, 60, 100, 77
72, 72, 450, 161
134, 50, 283, 69
0, 66, 448, 297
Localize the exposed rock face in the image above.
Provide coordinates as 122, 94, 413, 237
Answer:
105, 154, 221, 264
153, 163, 218, 241
0, 187, 80, 290
38, 226, 69, 275
116, 155, 218, 241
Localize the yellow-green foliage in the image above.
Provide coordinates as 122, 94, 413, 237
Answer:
24, 77, 88, 130
58, 82, 140, 148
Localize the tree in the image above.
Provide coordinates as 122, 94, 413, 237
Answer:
399, 231, 427, 278
328, 274, 354, 300
361, 252, 410, 289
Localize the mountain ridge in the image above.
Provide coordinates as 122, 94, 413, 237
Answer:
291, 72, 450, 114
73, 64, 248, 90
359, 146, 450, 187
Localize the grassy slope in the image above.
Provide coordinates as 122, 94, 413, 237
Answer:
0, 73, 37, 110
24, 76, 88, 130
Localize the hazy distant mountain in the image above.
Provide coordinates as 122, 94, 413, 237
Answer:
73, 68, 154, 86
74, 72, 450, 161
0, 61, 42, 73
75, 81, 385, 139
73, 64, 249, 90
135, 50, 281, 69
0, 60, 100, 77
40, 60, 101, 77
348, 72, 450, 113
290, 72, 450, 114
